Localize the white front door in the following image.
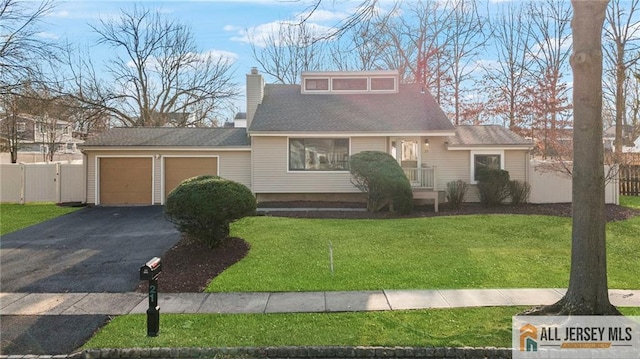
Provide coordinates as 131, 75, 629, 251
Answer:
391, 137, 420, 168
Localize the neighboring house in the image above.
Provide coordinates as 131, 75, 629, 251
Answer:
0, 113, 84, 157
603, 124, 635, 152
80, 69, 533, 206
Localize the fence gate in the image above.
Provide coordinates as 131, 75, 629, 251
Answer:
620, 165, 640, 196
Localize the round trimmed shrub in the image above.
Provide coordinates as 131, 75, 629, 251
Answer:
349, 151, 413, 214
164, 175, 256, 248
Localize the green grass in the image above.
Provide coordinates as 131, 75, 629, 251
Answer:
0, 203, 81, 235
83, 307, 640, 349
620, 195, 640, 210
207, 214, 640, 292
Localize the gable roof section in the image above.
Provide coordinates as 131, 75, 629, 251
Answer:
249, 84, 455, 134
81, 127, 250, 148
448, 125, 533, 149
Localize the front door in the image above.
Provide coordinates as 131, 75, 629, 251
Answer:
390, 138, 420, 169
391, 137, 420, 186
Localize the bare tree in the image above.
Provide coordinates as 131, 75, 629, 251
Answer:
375, 0, 455, 100
250, 21, 327, 84
603, 0, 640, 153
444, 0, 489, 125
73, 7, 237, 127
527, 0, 620, 316
0, 93, 26, 162
0, 0, 58, 95
483, 2, 534, 134
524, 0, 573, 158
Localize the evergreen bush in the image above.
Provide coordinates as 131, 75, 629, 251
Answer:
349, 151, 413, 214
164, 175, 256, 248
477, 168, 510, 207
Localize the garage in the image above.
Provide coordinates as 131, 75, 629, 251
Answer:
99, 157, 153, 205
163, 156, 218, 200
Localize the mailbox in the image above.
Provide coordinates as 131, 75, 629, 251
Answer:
140, 256, 162, 337
140, 257, 162, 281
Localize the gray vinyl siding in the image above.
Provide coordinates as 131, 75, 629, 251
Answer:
251, 136, 386, 193
85, 149, 251, 204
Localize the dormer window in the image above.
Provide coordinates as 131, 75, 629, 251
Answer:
332, 78, 367, 91
301, 71, 399, 94
371, 77, 395, 91
305, 78, 329, 91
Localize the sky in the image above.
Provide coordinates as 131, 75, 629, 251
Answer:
37, 0, 372, 119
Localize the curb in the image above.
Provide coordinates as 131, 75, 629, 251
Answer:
1, 346, 513, 359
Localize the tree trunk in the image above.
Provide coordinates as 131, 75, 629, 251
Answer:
525, 0, 620, 316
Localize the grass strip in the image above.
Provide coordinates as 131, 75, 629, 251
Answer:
0, 203, 80, 235
83, 307, 640, 349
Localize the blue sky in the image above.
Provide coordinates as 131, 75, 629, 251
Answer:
38, 0, 369, 118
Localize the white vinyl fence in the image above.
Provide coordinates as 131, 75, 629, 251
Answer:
0, 163, 84, 204
528, 161, 619, 205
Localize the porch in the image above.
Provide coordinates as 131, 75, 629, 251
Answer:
403, 166, 440, 212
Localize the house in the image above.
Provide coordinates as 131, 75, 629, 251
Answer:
0, 113, 84, 162
80, 69, 533, 206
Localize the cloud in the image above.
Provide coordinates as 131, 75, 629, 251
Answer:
36, 32, 60, 40
229, 20, 334, 48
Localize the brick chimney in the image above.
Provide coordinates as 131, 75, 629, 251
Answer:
246, 67, 264, 129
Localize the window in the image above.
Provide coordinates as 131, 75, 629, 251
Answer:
289, 138, 349, 171
371, 77, 395, 91
305, 78, 329, 91
332, 78, 367, 91
473, 154, 502, 182
17, 122, 26, 132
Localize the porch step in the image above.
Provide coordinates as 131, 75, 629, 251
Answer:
412, 190, 439, 212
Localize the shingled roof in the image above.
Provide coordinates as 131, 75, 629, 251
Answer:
249, 84, 455, 133
81, 127, 250, 147
449, 125, 533, 147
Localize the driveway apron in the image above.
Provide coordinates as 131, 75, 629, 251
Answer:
1, 206, 181, 293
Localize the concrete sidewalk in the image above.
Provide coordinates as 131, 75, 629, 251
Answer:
2, 289, 639, 316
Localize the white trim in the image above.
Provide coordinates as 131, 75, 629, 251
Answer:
286, 136, 351, 173
251, 131, 456, 137
469, 150, 505, 185
95, 155, 155, 205
448, 145, 532, 151
82, 146, 250, 152
160, 154, 220, 205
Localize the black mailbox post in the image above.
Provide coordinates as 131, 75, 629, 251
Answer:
139, 257, 162, 337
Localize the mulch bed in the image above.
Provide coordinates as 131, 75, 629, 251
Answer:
141, 202, 639, 293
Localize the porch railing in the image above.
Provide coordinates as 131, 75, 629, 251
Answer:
403, 167, 436, 189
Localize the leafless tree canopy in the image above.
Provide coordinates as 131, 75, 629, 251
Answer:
0, 0, 58, 95
72, 6, 238, 127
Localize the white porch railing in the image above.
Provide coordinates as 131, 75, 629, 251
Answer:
403, 167, 436, 189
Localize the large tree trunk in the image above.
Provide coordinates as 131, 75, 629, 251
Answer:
526, 0, 620, 316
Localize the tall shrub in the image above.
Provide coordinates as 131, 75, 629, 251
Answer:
446, 180, 468, 209
349, 151, 413, 214
509, 180, 531, 206
477, 168, 510, 207
165, 175, 256, 248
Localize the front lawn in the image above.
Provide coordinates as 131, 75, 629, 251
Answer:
620, 195, 640, 210
83, 307, 640, 349
0, 203, 81, 235
207, 214, 640, 292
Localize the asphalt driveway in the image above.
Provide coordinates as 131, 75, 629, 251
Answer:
1, 206, 182, 355
1, 205, 181, 292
